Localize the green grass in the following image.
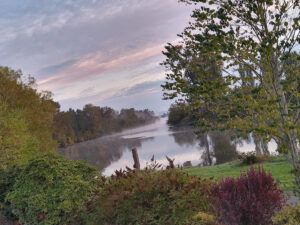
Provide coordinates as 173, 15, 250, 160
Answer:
183, 156, 296, 191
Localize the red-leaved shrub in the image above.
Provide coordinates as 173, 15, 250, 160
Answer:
212, 166, 286, 225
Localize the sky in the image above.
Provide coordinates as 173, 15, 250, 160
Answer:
0, 0, 194, 114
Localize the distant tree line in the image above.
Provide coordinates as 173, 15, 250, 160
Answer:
53, 105, 157, 147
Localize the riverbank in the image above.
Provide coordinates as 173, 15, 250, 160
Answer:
183, 156, 296, 191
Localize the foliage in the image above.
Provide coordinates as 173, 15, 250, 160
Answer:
86, 169, 214, 225
238, 151, 266, 165
192, 212, 216, 225
0, 66, 58, 153
212, 166, 285, 225
0, 166, 22, 221
272, 203, 300, 225
162, 0, 300, 188
167, 102, 193, 126
53, 105, 157, 147
5, 152, 100, 225
0, 101, 38, 169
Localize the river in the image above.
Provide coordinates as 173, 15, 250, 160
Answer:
58, 117, 277, 176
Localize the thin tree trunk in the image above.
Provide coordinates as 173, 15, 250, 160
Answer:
204, 133, 212, 166
287, 133, 300, 189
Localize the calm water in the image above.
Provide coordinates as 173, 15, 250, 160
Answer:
58, 117, 277, 176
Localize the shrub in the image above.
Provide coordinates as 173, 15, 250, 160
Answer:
191, 212, 216, 225
0, 166, 22, 221
212, 166, 285, 225
5, 152, 101, 225
272, 203, 300, 225
86, 168, 214, 225
238, 151, 265, 165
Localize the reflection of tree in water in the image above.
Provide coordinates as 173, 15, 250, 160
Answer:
58, 135, 153, 172
198, 132, 238, 166
169, 127, 198, 147
210, 132, 238, 164
170, 127, 237, 166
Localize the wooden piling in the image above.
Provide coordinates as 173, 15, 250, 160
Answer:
132, 148, 140, 170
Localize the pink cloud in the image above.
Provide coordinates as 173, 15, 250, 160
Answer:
37, 43, 165, 91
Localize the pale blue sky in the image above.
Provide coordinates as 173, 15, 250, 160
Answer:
0, 0, 193, 113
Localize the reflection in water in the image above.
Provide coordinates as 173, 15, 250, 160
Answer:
169, 128, 238, 166
169, 128, 198, 147
210, 132, 238, 164
58, 135, 153, 172
58, 118, 272, 176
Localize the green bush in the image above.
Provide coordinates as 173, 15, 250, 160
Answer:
86, 168, 214, 225
238, 152, 265, 165
5, 152, 101, 225
0, 166, 22, 221
272, 203, 300, 225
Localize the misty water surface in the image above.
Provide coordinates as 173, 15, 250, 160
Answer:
58, 117, 277, 176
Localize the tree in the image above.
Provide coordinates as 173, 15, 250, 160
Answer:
167, 103, 191, 126
0, 101, 38, 169
0, 66, 58, 152
162, 0, 300, 189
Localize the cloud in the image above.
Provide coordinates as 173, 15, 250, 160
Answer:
59, 79, 172, 113
0, 0, 193, 112
36, 43, 165, 90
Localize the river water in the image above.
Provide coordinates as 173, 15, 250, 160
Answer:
58, 117, 277, 176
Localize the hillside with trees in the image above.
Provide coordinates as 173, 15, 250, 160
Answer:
0, 66, 58, 167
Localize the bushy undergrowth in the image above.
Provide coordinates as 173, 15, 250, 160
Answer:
272, 203, 300, 225
212, 166, 285, 225
0, 155, 289, 225
4, 153, 101, 225
238, 151, 266, 165
85, 168, 215, 225
0, 165, 22, 221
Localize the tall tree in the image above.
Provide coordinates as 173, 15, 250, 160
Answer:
0, 66, 58, 152
162, 0, 300, 188
0, 101, 38, 169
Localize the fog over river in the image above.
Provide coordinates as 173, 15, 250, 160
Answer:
58, 117, 277, 176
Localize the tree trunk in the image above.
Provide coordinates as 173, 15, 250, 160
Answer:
286, 133, 300, 189
271, 53, 300, 190
204, 133, 212, 166
253, 135, 269, 155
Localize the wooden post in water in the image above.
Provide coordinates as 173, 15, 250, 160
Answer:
132, 148, 140, 170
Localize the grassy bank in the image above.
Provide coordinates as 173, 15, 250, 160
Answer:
183, 156, 296, 191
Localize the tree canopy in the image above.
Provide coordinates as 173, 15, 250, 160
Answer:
0, 102, 38, 169
0, 66, 58, 153
162, 0, 300, 188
